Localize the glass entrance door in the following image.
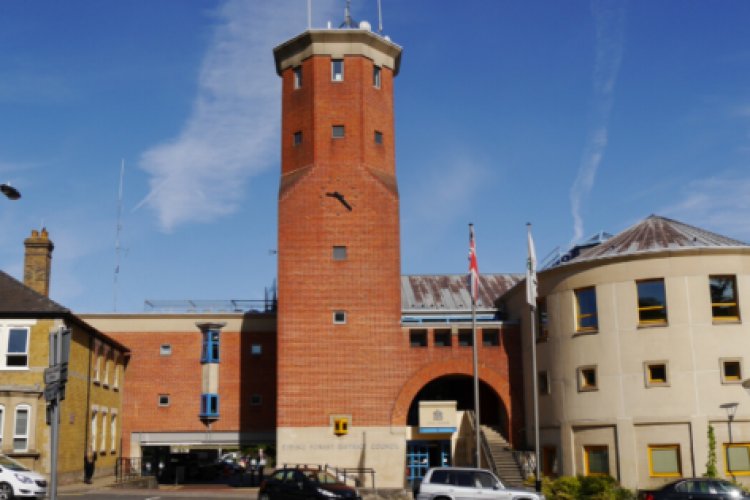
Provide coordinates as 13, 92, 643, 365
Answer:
407, 441, 452, 485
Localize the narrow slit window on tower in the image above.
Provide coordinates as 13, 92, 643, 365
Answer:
333, 246, 347, 260
375, 131, 383, 145
294, 66, 302, 89
334, 311, 347, 324
373, 66, 381, 88
332, 59, 344, 81
294, 131, 302, 146
332, 126, 345, 138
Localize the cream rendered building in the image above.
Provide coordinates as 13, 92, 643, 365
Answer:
503, 216, 750, 490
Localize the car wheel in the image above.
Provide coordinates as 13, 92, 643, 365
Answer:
259, 493, 271, 500
0, 482, 14, 500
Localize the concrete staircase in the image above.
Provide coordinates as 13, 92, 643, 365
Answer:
481, 425, 527, 489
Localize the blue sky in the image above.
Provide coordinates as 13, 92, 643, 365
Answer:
1, 1, 749, 312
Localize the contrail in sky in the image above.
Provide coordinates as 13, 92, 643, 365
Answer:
133, 0, 337, 231
569, 0, 628, 245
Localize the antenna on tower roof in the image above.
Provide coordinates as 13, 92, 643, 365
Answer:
378, 0, 383, 35
340, 0, 357, 28
308, 0, 312, 30
113, 159, 128, 312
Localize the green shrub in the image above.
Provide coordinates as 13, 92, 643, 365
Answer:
704, 425, 718, 478
537, 475, 634, 500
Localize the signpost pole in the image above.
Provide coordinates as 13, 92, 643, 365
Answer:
50, 330, 61, 500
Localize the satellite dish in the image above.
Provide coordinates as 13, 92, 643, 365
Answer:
359, 20, 371, 31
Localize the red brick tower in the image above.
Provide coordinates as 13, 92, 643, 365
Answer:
274, 27, 404, 464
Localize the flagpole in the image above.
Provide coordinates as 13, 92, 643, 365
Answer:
528, 222, 541, 492
470, 223, 481, 469
473, 296, 481, 467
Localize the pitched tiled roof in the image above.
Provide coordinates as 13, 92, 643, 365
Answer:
574, 215, 749, 262
401, 274, 524, 311
0, 270, 68, 314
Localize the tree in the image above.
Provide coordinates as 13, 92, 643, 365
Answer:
704, 424, 718, 478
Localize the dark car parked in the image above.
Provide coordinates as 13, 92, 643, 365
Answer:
260, 468, 360, 500
640, 478, 749, 500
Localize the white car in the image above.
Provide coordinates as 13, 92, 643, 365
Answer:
0, 455, 48, 499
415, 467, 543, 500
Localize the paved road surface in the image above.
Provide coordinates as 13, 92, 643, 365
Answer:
59, 491, 258, 499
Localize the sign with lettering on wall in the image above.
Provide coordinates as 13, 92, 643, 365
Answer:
419, 401, 457, 433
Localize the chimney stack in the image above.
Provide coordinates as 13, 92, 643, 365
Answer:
24, 228, 54, 297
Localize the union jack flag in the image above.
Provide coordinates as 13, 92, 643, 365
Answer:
468, 224, 479, 303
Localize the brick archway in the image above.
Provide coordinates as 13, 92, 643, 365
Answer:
390, 359, 518, 445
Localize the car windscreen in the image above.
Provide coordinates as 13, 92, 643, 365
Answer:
0, 456, 30, 471
712, 481, 745, 497
302, 471, 340, 484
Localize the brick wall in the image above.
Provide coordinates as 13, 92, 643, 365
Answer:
107, 328, 277, 457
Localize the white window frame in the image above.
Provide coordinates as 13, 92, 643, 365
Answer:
110, 411, 118, 452
90, 407, 98, 452
332, 59, 344, 81
333, 311, 347, 324
112, 350, 120, 390
93, 341, 102, 383
160, 344, 171, 356
102, 347, 111, 387
0, 320, 36, 370
158, 395, 170, 407
100, 408, 108, 452
13, 404, 31, 452
3, 326, 31, 370
0, 404, 5, 449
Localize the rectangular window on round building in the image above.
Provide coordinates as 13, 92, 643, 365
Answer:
584, 446, 609, 476
375, 131, 383, 145
294, 66, 302, 89
538, 371, 550, 395
721, 358, 743, 384
644, 361, 669, 387
725, 444, 750, 475
637, 279, 668, 324
649, 445, 681, 477
543, 446, 558, 477
160, 345, 171, 356
332, 60, 343, 81
332, 126, 345, 138
410, 331, 427, 347
333, 311, 346, 324
710, 276, 740, 321
294, 131, 302, 146
158, 395, 170, 407
373, 66, 381, 88
537, 298, 549, 340
578, 366, 598, 392
575, 287, 598, 331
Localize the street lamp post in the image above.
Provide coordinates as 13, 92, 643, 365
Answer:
721, 402, 740, 443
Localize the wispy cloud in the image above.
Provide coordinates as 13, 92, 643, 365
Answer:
662, 170, 750, 241
569, 0, 628, 245
134, 0, 336, 231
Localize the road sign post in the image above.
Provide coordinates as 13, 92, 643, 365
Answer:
47, 327, 70, 500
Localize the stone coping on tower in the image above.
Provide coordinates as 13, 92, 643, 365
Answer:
273, 29, 403, 76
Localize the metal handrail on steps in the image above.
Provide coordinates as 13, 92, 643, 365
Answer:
466, 411, 499, 477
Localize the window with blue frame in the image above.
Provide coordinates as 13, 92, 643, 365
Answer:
201, 331, 220, 363
200, 394, 219, 417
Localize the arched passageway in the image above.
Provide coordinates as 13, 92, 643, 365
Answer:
406, 374, 509, 438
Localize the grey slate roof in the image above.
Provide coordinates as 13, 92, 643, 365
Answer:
0, 269, 68, 314
574, 215, 749, 262
401, 274, 523, 311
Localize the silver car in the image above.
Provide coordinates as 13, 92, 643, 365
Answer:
415, 467, 543, 500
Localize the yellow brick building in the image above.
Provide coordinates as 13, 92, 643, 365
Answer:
0, 230, 130, 485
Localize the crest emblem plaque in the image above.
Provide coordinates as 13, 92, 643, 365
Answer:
433, 410, 443, 422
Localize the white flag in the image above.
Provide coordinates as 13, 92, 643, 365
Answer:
526, 224, 537, 306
